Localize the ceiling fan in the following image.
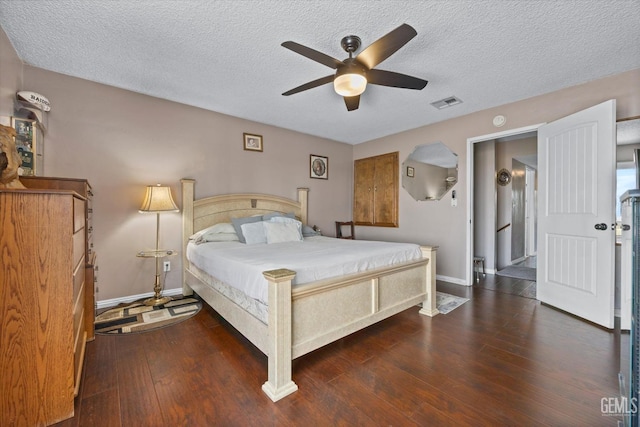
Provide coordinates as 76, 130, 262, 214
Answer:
281, 23, 428, 111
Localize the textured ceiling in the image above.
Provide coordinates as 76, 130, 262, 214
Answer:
1, 0, 639, 144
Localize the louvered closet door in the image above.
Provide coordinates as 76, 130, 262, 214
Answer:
373, 152, 398, 227
354, 158, 375, 225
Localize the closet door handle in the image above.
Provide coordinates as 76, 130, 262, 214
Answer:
594, 223, 607, 230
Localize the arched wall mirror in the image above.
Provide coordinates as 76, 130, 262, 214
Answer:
402, 142, 458, 201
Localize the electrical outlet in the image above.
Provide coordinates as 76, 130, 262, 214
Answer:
163, 261, 171, 272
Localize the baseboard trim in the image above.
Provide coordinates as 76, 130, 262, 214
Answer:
436, 274, 468, 286
96, 288, 184, 310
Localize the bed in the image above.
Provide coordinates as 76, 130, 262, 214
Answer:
180, 179, 438, 401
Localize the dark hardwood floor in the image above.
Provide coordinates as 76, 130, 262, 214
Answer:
56, 282, 620, 426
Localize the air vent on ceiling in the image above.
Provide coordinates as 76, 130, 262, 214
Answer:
431, 96, 463, 110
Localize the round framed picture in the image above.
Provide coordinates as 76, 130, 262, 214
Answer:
310, 154, 328, 179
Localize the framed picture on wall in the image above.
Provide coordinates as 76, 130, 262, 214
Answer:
11, 117, 36, 176
243, 133, 263, 152
407, 166, 415, 177
310, 154, 328, 179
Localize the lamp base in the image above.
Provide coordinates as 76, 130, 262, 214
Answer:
143, 295, 172, 306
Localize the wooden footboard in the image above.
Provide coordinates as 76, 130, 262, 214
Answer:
180, 179, 438, 402
261, 246, 437, 401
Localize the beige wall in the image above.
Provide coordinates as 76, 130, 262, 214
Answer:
4, 22, 640, 295
17, 66, 353, 302
0, 27, 22, 120
354, 68, 640, 284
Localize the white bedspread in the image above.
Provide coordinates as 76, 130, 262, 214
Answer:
186, 236, 423, 304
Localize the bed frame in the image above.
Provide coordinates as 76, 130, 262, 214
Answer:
181, 179, 438, 401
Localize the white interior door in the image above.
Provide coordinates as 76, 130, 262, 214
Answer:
537, 100, 616, 328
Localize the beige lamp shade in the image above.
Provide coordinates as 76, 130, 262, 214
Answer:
139, 184, 179, 213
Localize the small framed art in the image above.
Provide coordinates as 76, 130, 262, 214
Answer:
243, 133, 263, 152
406, 166, 415, 178
310, 154, 328, 179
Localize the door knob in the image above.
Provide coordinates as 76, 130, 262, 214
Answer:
594, 223, 608, 230
623, 224, 631, 231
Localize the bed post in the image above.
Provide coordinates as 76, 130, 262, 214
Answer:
419, 245, 439, 317
262, 268, 298, 402
297, 187, 309, 225
181, 179, 195, 296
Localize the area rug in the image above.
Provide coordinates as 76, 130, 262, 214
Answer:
496, 266, 536, 281
435, 291, 469, 314
95, 296, 202, 335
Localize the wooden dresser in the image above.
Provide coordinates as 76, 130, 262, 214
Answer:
21, 176, 97, 341
0, 182, 95, 425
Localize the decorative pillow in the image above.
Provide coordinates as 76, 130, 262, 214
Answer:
241, 221, 267, 245
231, 216, 263, 243
264, 221, 303, 244
270, 216, 302, 237
262, 211, 296, 221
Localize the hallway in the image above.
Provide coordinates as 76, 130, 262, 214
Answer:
476, 256, 537, 299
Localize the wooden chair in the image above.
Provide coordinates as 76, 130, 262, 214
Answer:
335, 221, 355, 239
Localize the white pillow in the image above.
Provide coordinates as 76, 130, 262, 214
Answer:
190, 223, 238, 244
200, 233, 240, 242
241, 221, 267, 245
264, 221, 303, 244
270, 216, 302, 234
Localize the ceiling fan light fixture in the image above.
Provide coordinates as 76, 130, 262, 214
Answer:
334, 73, 367, 96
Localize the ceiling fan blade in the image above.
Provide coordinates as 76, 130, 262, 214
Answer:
356, 24, 418, 70
344, 95, 360, 111
282, 75, 334, 96
281, 41, 343, 69
367, 69, 428, 90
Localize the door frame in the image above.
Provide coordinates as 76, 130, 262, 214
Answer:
466, 123, 545, 286
525, 165, 537, 258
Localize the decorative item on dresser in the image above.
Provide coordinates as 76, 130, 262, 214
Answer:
0, 183, 94, 426
0, 123, 26, 189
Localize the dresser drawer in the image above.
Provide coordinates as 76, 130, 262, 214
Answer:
73, 255, 85, 299
73, 229, 85, 271
74, 197, 85, 232
73, 283, 85, 335
73, 328, 87, 397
